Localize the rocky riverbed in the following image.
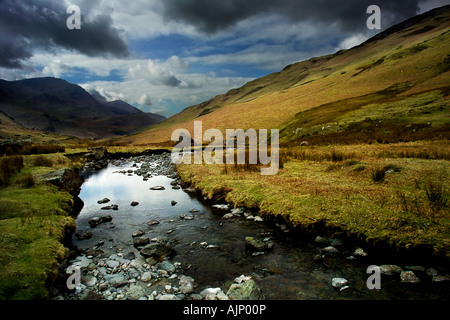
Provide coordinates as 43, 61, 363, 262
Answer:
50, 152, 449, 300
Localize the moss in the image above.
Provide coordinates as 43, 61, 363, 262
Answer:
0, 155, 78, 300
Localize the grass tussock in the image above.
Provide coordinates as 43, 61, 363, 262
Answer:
0, 155, 24, 186
175, 141, 450, 260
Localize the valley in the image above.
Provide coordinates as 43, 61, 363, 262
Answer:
0, 6, 448, 301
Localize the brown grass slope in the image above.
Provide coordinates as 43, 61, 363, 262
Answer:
116, 6, 450, 146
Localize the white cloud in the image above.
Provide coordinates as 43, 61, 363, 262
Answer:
337, 34, 368, 50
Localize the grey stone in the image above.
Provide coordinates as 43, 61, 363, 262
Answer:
179, 275, 195, 294
226, 278, 264, 300
400, 271, 420, 283
126, 285, 146, 300
133, 237, 150, 247
332, 278, 348, 289
380, 265, 403, 275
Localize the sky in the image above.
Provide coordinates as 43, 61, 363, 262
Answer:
1, 0, 449, 117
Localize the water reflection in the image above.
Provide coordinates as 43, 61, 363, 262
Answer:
73, 159, 448, 300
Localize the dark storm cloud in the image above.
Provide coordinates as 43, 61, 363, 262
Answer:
0, 0, 128, 68
161, 0, 420, 33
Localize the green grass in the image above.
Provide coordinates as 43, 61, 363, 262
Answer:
177, 144, 450, 260
0, 154, 77, 300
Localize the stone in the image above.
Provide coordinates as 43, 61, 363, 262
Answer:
332, 278, 348, 289
82, 275, 97, 287
330, 238, 343, 247
314, 236, 330, 244
126, 285, 146, 300
130, 201, 139, 207
245, 237, 266, 252
222, 213, 237, 219
146, 219, 160, 226
150, 186, 165, 190
212, 204, 229, 210
97, 198, 110, 204
132, 230, 145, 238
200, 288, 229, 300
405, 266, 426, 272
141, 272, 152, 282
426, 268, 438, 277
400, 271, 420, 283
101, 204, 118, 210
133, 237, 150, 247
322, 246, 339, 255
72, 256, 92, 269
75, 230, 93, 240
432, 275, 449, 282
106, 260, 120, 268
171, 200, 177, 206
159, 260, 176, 273
380, 265, 403, 275
140, 241, 175, 260
226, 278, 264, 300
89, 215, 113, 228
354, 248, 368, 257
254, 216, 264, 222
179, 275, 195, 294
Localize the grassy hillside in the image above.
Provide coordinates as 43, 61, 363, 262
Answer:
115, 6, 449, 146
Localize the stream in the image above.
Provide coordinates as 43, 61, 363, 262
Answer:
55, 152, 449, 300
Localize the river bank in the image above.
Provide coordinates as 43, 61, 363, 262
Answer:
50, 150, 448, 300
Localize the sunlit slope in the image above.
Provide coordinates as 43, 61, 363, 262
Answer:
118, 6, 450, 145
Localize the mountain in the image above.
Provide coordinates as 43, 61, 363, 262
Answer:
117, 5, 449, 145
0, 77, 165, 139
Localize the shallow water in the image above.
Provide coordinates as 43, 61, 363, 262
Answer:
72, 156, 449, 300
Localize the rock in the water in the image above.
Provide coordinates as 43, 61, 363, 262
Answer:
88, 215, 113, 228
212, 204, 229, 210
97, 198, 110, 204
245, 237, 266, 252
101, 204, 118, 210
150, 186, 165, 190
354, 248, 368, 257
332, 278, 348, 289
226, 277, 264, 300
133, 237, 150, 247
140, 240, 175, 260
132, 230, 145, 238
322, 246, 339, 255
171, 200, 177, 206
314, 236, 330, 244
432, 275, 449, 282
130, 201, 139, 207
400, 271, 420, 283
146, 219, 160, 226
126, 285, 146, 300
75, 230, 93, 240
380, 265, 403, 275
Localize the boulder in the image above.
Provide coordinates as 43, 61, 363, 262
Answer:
245, 237, 265, 252
179, 275, 195, 294
97, 198, 110, 204
140, 240, 175, 260
380, 265, 403, 276
400, 271, 420, 283
88, 215, 113, 228
130, 201, 139, 207
133, 237, 150, 247
226, 277, 264, 300
150, 186, 165, 190
331, 278, 348, 289
126, 285, 146, 300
